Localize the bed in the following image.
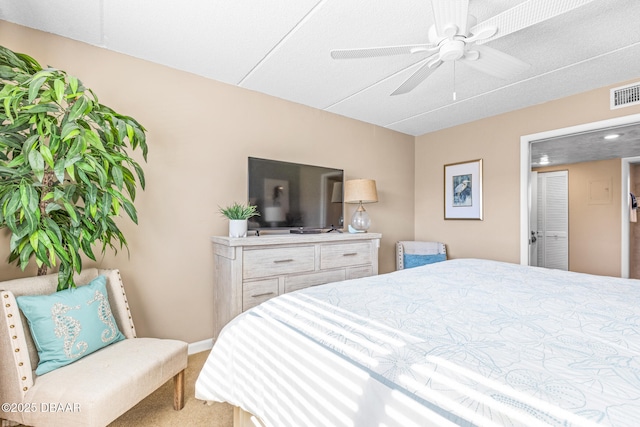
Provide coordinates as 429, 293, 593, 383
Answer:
195, 258, 640, 426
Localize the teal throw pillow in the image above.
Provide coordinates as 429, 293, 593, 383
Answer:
404, 253, 446, 269
17, 275, 125, 375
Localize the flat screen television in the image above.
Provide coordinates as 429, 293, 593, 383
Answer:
247, 157, 344, 233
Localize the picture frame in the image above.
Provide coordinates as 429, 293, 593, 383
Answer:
444, 159, 483, 220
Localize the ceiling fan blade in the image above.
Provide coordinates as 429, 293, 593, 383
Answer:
330, 44, 437, 59
471, 0, 597, 44
464, 25, 498, 44
462, 45, 530, 79
431, 0, 469, 37
391, 58, 442, 96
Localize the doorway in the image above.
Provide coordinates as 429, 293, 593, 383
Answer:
520, 113, 640, 277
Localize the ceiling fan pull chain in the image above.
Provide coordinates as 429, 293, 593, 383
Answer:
453, 61, 457, 101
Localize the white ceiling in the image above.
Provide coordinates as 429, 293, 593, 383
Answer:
1, 0, 639, 139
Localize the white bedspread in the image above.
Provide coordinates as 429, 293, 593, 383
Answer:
195, 259, 640, 426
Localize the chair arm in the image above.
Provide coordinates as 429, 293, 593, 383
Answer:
98, 269, 137, 339
1, 291, 34, 401
396, 242, 405, 270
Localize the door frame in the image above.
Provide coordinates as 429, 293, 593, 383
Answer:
520, 113, 640, 276
621, 156, 640, 278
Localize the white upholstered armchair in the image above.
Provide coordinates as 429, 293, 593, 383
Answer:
396, 241, 447, 270
0, 268, 188, 427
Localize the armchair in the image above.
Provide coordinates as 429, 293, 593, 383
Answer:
0, 268, 188, 427
396, 241, 447, 270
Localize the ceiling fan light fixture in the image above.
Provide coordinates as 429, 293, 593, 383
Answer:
439, 40, 465, 61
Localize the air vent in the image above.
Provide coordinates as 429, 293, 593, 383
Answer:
611, 82, 640, 109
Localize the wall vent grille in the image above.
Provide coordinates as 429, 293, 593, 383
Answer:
611, 82, 640, 109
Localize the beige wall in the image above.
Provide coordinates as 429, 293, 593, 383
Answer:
0, 23, 415, 343
415, 80, 640, 266
535, 159, 621, 277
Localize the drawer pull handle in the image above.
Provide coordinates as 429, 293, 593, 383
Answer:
273, 259, 294, 264
342, 253, 358, 257
251, 292, 275, 298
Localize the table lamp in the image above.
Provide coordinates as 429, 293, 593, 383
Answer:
344, 179, 378, 232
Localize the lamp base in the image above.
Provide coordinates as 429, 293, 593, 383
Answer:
350, 203, 371, 231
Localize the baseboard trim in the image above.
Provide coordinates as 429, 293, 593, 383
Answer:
188, 338, 214, 355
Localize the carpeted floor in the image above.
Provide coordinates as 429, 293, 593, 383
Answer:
108, 351, 234, 427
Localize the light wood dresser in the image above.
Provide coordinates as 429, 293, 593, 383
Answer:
211, 232, 381, 339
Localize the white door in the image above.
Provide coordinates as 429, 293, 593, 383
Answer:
536, 171, 569, 270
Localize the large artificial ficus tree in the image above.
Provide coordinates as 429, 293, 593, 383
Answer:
0, 45, 147, 290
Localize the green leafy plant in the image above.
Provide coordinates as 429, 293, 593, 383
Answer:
0, 45, 147, 290
219, 202, 260, 220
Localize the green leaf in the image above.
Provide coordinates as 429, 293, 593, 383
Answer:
63, 201, 79, 225
5, 154, 25, 168
39, 144, 54, 168
28, 75, 47, 103
132, 162, 146, 189
4, 191, 21, 217
61, 122, 81, 141
44, 203, 62, 214
28, 149, 45, 182
22, 103, 59, 114
54, 158, 66, 183
67, 96, 87, 122
111, 165, 123, 189
29, 231, 39, 254
53, 78, 65, 103
122, 199, 138, 224
9, 232, 21, 252
19, 243, 34, 271
68, 75, 79, 95
57, 266, 73, 291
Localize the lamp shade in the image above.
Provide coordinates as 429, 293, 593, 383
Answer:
344, 179, 378, 204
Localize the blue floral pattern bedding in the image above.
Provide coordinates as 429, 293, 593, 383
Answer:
196, 259, 640, 426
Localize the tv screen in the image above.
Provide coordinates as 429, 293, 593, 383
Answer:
248, 157, 344, 232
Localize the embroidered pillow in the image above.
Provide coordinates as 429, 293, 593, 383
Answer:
16, 275, 125, 375
403, 253, 447, 269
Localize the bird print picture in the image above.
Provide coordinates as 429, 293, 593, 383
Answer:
444, 159, 482, 220
452, 174, 472, 207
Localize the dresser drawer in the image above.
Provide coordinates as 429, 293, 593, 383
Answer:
243, 246, 315, 279
347, 265, 373, 279
243, 279, 278, 311
285, 269, 346, 293
320, 242, 372, 269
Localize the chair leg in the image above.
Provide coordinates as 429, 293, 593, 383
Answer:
173, 369, 185, 410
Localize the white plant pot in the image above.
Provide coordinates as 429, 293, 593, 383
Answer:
229, 219, 248, 238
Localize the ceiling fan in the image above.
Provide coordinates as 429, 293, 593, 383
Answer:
330, 0, 593, 96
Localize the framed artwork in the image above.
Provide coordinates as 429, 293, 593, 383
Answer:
444, 159, 483, 220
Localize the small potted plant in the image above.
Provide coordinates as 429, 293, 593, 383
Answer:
219, 202, 260, 237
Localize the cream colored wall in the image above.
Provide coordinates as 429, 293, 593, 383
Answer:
535, 159, 621, 277
415, 80, 640, 265
0, 22, 415, 343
